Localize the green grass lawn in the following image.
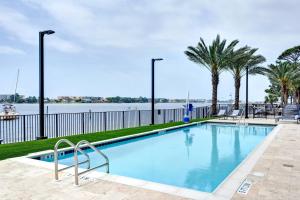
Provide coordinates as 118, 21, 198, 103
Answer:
0, 117, 212, 161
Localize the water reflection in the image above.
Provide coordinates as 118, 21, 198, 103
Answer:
210, 125, 219, 168
184, 125, 244, 191
184, 125, 220, 191
183, 128, 194, 158
234, 128, 241, 163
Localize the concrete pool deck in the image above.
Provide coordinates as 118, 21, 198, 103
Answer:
0, 158, 188, 200
0, 118, 299, 200
231, 121, 300, 200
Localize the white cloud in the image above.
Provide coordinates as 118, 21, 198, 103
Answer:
2, 0, 299, 56
0, 6, 35, 45
0, 46, 25, 55
48, 37, 82, 53
1, 0, 300, 100
22, 0, 211, 49
0, 5, 82, 53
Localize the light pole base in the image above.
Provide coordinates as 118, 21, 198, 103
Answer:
36, 136, 48, 140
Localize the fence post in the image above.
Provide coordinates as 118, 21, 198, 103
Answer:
104, 112, 107, 131
138, 110, 141, 126
122, 111, 125, 128
173, 109, 175, 122
55, 114, 59, 138
163, 110, 166, 124
23, 115, 26, 142
81, 113, 85, 134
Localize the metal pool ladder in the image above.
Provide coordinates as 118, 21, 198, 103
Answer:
54, 139, 109, 185
74, 140, 109, 185
54, 139, 91, 181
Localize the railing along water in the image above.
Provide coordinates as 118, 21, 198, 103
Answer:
0, 106, 212, 144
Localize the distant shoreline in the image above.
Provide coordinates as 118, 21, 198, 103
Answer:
2, 101, 207, 104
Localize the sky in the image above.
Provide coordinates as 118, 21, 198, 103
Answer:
0, 0, 299, 101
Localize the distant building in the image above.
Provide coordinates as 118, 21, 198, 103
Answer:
0, 94, 13, 101
56, 96, 104, 103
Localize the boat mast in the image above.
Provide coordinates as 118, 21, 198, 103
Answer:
14, 69, 20, 103
186, 91, 189, 114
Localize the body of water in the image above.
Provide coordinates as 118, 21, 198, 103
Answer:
11, 103, 211, 115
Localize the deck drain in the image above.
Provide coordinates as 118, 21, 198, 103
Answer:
237, 179, 252, 195
252, 172, 265, 177
283, 164, 294, 168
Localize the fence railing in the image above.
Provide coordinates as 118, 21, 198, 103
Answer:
0, 106, 211, 144
0, 103, 278, 145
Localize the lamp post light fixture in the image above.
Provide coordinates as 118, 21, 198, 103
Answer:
245, 65, 249, 119
151, 58, 163, 125
37, 30, 55, 140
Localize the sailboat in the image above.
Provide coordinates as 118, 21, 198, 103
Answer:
0, 69, 20, 120
0, 104, 19, 120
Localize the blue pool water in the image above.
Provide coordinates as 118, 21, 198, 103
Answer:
41, 123, 274, 192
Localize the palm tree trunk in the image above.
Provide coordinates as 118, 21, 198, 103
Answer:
234, 76, 241, 110
283, 85, 288, 105
297, 89, 300, 104
211, 70, 219, 115
281, 85, 285, 105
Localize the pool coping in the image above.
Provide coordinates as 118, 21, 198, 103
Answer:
17, 120, 281, 200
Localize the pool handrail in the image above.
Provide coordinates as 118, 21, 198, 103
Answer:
54, 139, 90, 181
74, 140, 109, 185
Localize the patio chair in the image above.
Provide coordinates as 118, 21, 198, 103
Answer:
228, 110, 240, 120
215, 109, 226, 119
295, 114, 300, 124
275, 104, 300, 123
294, 110, 300, 124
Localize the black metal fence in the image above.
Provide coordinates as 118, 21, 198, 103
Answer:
0, 103, 277, 145
0, 106, 212, 144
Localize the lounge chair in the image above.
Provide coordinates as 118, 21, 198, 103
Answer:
216, 109, 226, 119
228, 110, 240, 119
275, 104, 300, 123
295, 114, 300, 124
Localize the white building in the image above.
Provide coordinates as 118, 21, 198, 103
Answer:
0, 94, 13, 101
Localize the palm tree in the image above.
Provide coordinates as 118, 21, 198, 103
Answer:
262, 62, 300, 105
185, 35, 239, 115
227, 47, 266, 109
264, 85, 280, 106
290, 73, 300, 104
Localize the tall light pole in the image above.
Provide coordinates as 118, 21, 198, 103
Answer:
151, 58, 163, 125
38, 30, 55, 140
245, 66, 249, 119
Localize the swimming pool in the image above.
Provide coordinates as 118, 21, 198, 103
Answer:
39, 122, 274, 193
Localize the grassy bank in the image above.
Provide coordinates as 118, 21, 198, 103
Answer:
0, 117, 212, 160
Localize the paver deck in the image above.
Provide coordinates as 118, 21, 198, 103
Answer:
231, 122, 300, 200
0, 118, 299, 200
0, 158, 188, 200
